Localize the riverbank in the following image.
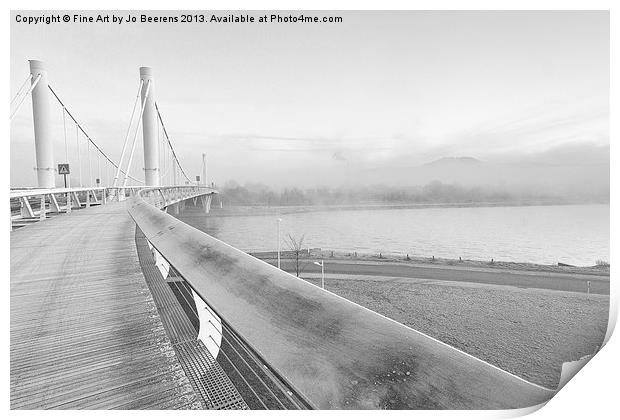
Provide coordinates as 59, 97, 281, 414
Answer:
251, 249, 611, 277
299, 272, 608, 389
250, 252, 609, 388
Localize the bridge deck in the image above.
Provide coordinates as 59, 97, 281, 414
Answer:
10, 201, 201, 409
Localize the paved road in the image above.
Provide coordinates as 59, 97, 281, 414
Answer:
259, 258, 609, 295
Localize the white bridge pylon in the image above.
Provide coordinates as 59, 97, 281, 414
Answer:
140, 67, 159, 187
29, 60, 55, 188
11, 60, 213, 214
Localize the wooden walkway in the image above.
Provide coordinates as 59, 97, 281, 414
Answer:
10, 201, 201, 409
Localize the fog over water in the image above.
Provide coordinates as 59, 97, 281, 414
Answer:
178, 203, 609, 267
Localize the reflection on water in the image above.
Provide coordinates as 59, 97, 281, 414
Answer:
177, 204, 609, 266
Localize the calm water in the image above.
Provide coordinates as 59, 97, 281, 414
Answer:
178, 204, 609, 266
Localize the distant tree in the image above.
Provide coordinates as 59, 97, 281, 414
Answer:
285, 233, 307, 277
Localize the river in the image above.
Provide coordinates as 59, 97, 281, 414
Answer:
176, 203, 609, 267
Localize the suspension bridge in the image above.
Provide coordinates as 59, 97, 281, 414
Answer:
10, 60, 557, 410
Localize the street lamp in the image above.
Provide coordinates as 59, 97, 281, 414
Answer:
313, 260, 324, 289
277, 218, 282, 269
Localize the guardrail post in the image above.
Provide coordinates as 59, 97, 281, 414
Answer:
71, 191, 82, 209
39, 195, 46, 220
85, 190, 90, 208
66, 191, 72, 213
20, 197, 35, 218
49, 194, 61, 213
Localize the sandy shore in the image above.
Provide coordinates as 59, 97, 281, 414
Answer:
254, 255, 610, 389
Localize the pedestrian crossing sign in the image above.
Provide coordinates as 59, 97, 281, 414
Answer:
58, 163, 70, 175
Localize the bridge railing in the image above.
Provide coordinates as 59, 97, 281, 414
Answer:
127, 187, 555, 410
10, 186, 109, 223
135, 185, 215, 209
8, 185, 211, 230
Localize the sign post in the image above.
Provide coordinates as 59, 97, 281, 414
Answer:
58, 163, 70, 188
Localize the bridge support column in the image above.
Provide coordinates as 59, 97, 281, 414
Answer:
140, 67, 159, 186
201, 153, 207, 186
201, 195, 211, 214
29, 60, 55, 188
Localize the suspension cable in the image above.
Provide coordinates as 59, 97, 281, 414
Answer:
48, 84, 143, 184
76, 123, 82, 187
87, 137, 92, 187
122, 80, 151, 187
10, 74, 32, 107
10, 74, 42, 121
113, 79, 143, 187
154, 102, 193, 184
62, 107, 68, 162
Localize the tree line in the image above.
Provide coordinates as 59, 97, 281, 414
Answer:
217, 180, 581, 207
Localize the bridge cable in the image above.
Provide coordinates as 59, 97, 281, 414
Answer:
10, 74, 32, 107
61, 106, 71, 189
165, 271, 297, 409
48, 84, 143, 185
157, 119, 161, 184
62, 107, 69, 163
113, 80, 143, 187
76, 123, 83, 186
159, 130, 172, 182
154, 102, 193, 184
87, 136, 93, 187
122, 80, 151, 187
10, 74, 41, 121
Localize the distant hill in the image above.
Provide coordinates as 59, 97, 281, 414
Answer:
360, 146, 609, 202
423, 157, 483, 166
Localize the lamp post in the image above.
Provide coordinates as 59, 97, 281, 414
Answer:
314, 260, 325, 289
277, 218, 282, 269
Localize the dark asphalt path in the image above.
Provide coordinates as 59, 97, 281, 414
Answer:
259, 258, 609, 295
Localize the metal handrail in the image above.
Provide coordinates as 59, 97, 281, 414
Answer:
127, 187, 556, 410
10, 186, 107, 199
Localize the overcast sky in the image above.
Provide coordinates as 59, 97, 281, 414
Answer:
10, 10, 609, 188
